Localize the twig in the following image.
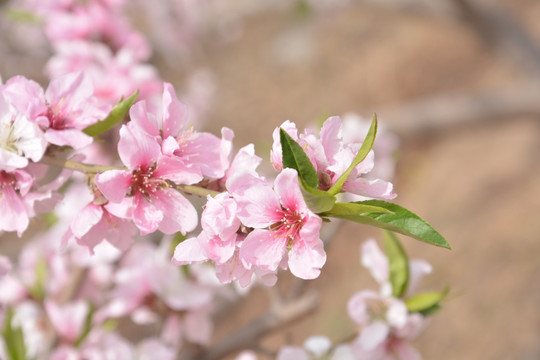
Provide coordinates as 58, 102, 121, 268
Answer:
189, 291, 319, 360
450, 0, 540, 77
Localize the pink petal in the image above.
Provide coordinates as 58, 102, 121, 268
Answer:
361, 239, 389, 285
342, 178, 396, 200
118, 125, 160, 170
45, 71, 92, 108
95, 169, 132, 203
154, 188, 198, 235
129, 100, 160, 137
71, 203, 103, 238
172, 237, 208, 265
347, 290, 379, 325
154, 155, 202, 184
274, 168, 307, 213
359, 321, 390, 350
0, 184, 29, 236
277, 347, 310, 360
288, 236, 326, 279
233, 181, 280, 228
161, 82, 186, 139
132, 194, 163, 235
320, 116, 342, 162
240, 229, 287, 271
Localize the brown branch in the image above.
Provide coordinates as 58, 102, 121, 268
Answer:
188, 291, 319, 360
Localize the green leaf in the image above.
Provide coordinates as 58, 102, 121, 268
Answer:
280, 128, 319, 189
323, 201, 392, 217
327, 114, 377, 195
418, 304, 442, 316
5, 9, 43, 24
28, 258, 47, 300
83, 90, 139, 137
383, 230, 409, 298
74, 304, 94, 347
405, 291, 447, 313
325, 200, 451, 249
299, 179, 336, 213
2, 307, 26, 360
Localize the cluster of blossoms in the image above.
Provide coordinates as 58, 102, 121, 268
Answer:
0, 66, 412, 356
0, 2, 449, 358
235, 238, 436, 360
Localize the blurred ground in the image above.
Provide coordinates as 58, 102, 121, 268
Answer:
1, 1, 540, 359
186, 2, 540, 359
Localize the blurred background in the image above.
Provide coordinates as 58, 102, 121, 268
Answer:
1, 0, 540, 359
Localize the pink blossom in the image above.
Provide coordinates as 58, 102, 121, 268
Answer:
63, 202, 137, 253
3, 72, 109, 149
0, 255, 11, 276
95, 125, 198, 235
232, 168, 326, 279
0, 93, 47, 171
0, 169, 34, 235
46, 41, 161, 103
272, 117, 396, 199
129, 82, 233, 180
44, 300, 89, 343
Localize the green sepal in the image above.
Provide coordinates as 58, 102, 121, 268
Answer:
327, 114, 377, 195
83, 90, 139, 137
383, 230, 409, 298
280, 128, 319, 189
325, 200, 451, 249
405, 289, 448, 314
2, 307, 26, 360
299, 179, 336, 213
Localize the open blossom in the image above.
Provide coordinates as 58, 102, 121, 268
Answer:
2, 72, 109, 149
129, 82, 233, 180
346, 239, 431, 360
232, 168, 326, 280
271, 117, 396, 199
47, 41, 162, 103
95, 124, 197, 235
0, 93, 47, 171
63, 202, 137, 253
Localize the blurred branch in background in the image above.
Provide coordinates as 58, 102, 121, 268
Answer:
378, 82, 540, 138
359, 0, 540, 136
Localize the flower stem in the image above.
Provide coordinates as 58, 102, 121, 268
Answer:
41, 156, 124, 173
41, 156, 222, 198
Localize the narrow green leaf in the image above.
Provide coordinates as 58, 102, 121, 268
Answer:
405, 291, 446, 313
28, 258, 47, 300
323, 201, 392, 218
326, 200, 451, 249
280, 128, 319, 189
83, 90, 139, 137
5, 9, 43, 24
383, 230, 409, 298
74, 304, 94, 347
2, 307, 26, 360
299, 179, 336, 213
418, 304, 442, 316
327, 114, 377, 195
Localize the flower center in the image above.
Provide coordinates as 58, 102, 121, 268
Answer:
0, 171, 18, 198
128, 165, 168, 199
271, 207, 305, 244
